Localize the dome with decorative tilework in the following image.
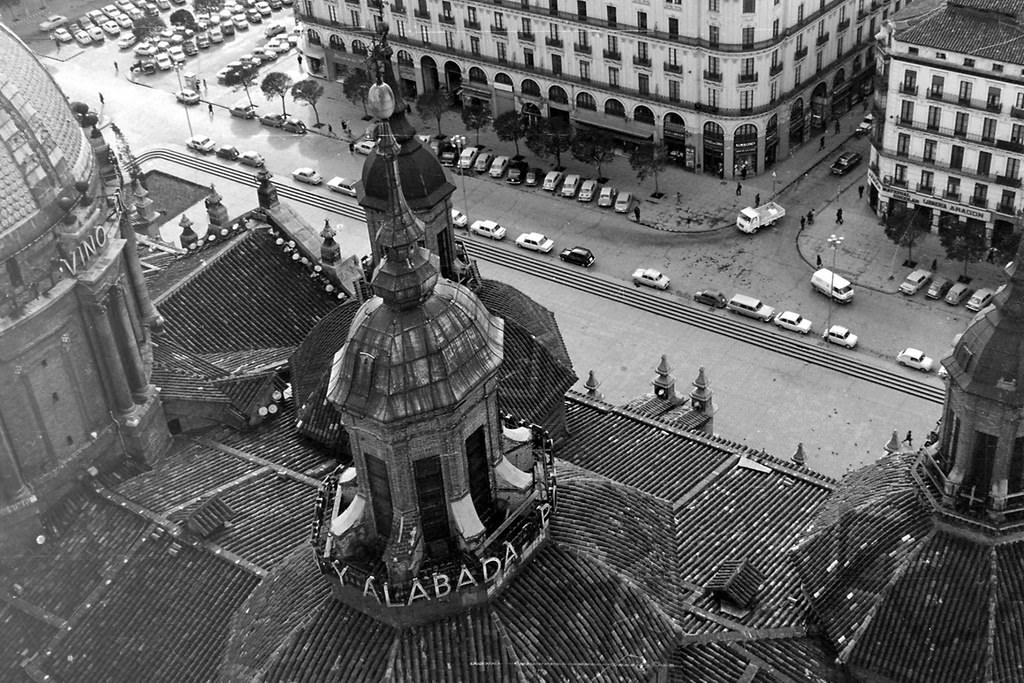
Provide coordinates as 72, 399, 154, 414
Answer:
0, 25, 96, 272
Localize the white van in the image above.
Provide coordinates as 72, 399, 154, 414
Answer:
811, 268, 855, 303
727, 293, 776, 322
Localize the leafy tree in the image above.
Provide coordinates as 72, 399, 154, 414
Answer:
168, 8, 196, 30
222, 64, 260, 109
261, 72, 294, 116
938, 215, 988, 279
132, 15, 165, 42
342, 68, 372, 117
416, 88, 450, 136
571, 128, 616, 179
291, 78, 325, 127
883, 205, 931, 265
993, 231, 1022, 265
629, 143, 668, 196
492, 110, 527, 156
524, 117, 574, 168
461, 101, 492, 146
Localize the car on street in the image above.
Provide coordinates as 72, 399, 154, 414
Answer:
559, 246, 595, 267
489, 156, 510, 178
246, 9, 263, 23
256, 1, 273, 15
154, 52, 174, 70
578, 179, 598, 202
855, 114, 874, 136
945, 282, 973, 305
830, 151, 863, 175
450, 208, 468, 228
281, 117, 307, 133
209, 26, 224, 41
230, 104, 257, 118
73, 30, 93, 46
130, 59, 156, 74
515, 232, 555, 253
260, 112, 285, 127
134, 41, 156, 56
168, 45, 186, 63
215, 144, 240, 160
469, 219, 506, 240
325, 176, 358, 195
614, 192, 634, 213
774, 310, 813, 334
560, 174, 582, 198
195, 32, 210, 48
693, 289, 727, 308
473, 151, 494, 174
239, 151, 266, 168
186, 135, 217, 153
233, 14, 249, 29
897, 348, 936, 372
542, 170, 564, 192
291, 167, 322, 185
176, 89, 201, 104
633, 268, 670, 290
39, 15, 69, 31
926, 277, 953, 300
353, 139, 376, 155
117, 34, 136, 48
899, 268, 932, 295
525, 167, 542, 186
54, 28, 74, 42
86, 25, 106, 41
112, 13, 133, 28
101, 21, 120, 35
265, 23, 287, 37
824, 324, 858, 348
966, 288, 996, 311
598, 186, 618, 208
506, 161, 528, 184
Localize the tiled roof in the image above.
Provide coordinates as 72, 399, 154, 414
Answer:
475, 279, 573, 369
207, 401, 335, 474
667, 640, 751, 682
0, 605, 57, 683
143, 230, 246, 300
896, 0, 1024, 63
156, 229, 340, 354
213, 372, 281, 415
667, 634, 844, 682
199, 346, 295, 374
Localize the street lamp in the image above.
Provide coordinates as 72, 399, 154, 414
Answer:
174, 64, 194, 137
771, 170, 777, 198
452, 134, 469, 227
824, 233, 844, 339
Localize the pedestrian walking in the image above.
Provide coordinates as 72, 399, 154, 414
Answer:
342, 120, 349, 132
633, 206, 641, 222
819, 136, 825, 151
328, 123, 333, 135
931, 258, 938, 271
903, 431, 913, 447
807, 209, 815, 224
736, 182, 742, 196
836, 208, 844, 224
800, 215, 806, 230
208, 103, 214, 117
349, 141, 355, 154
202, 78, 208, 93
741, 165, 748, 181
754, 193, 760, 207
987, 247, 997, 263
114, 61, 119, 74
858, 184, 865, 199
297, 54, 303, 68
675, 191, 681, 205
834, 119, 840, 134
816, 254, 822, 268
99, 92, 105, 106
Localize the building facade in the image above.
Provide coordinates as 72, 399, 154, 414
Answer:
869, 0, 1024, 248
297, 0, 892, 177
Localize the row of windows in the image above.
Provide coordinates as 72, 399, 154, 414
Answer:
889, 162, 1016, 210
904, 47, 1024, 78
896, 100, 1022, 145
901, 70, 1024, 109
893, 132, 1022, 179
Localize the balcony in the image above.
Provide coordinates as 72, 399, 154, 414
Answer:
545, 36, 562, 47
633, 55, 651, 67
899, 82, 918, 95
574, 42, 591, 53
391, 1, 405, 10
464, 19, 480, 29
917, 183, 935, 194
838, 17, 851, 31
695, 102, 720, 113
996, 175, 1022, 188
969, 195, 988, 208
998, 201, 1017, 214
944, 190, 961, 201
770, 62, 784, 76
518, 31, 535, 41
439, 14, 455, 24
890, 177, 908, 188
738, 72, 758, 84
1013, 106, 1024, 120
703, 70, 722, 82
795, 46, 808, 60
998, 139, 1024, 153
926, 88, 944, 101
490, 24, 507, 35
816, 32, 830, 45
986, 100, 1003, 113
664, 62, 682, 74
414, 8, 430, 18
603, 49, 621, 60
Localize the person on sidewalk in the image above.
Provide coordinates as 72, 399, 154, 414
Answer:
99, 92, 105, 106
754, 193, 760, 207
903, 431, 913, 447
836, 208, 844, 224
800, 215, 806, 230
633, 206, 641, 223
932, 258, 938, 271
114, 61, 119, 74
348, 141, 355, 154
816, 254, 822, 268
328, 123, 333, 135
834, 119, 840, 134
735, 182, 742, 196
858, 184, 865, 199
819, 136, 825, 151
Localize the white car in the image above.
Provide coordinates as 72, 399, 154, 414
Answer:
856, 114, 874, 135
117, 34, 136, 48
134, 41, 156, 56
469, 219, 506, 240
899, 269, 932, 295
450, 208, 468, 228
774, 310, 813, 335
73, 30, 93, 46
112, 12, 133, 28
632, 268, 670, 290
598, 185, 617, 208
54, 27, 74, 42
185, 135, 216, 153
897, 348, 935, 372
239, 151, 266, 168
614, 192, 634, 213
577, 179, 598, 202
515, 232, 555, 253
966, 288, 995, 312
39, 15, 69, 31
560, 174, 582, 198
101, 20, 120, 35
86, 25, 106, 42
255, 1, 272, 15
209, 26, 224, 42
291, 167, 323, 185
168, 46, 186, 63
353, 139, 376, 155
824, 325, 858, 349
488, 156, 510, 178
155, 52, 173, 70
326, 176, 357, 196
542, 170, 564, 192
176, 89, 201, 104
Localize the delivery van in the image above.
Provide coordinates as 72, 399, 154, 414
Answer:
811, 268, 854, 303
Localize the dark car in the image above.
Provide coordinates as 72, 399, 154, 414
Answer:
506, 161, 529, 184
215, 144, 240, 160
221, 21, 235, 35
281, 117, 306, 133
524, 167, 542, 186
559, 246, 595, 268
438, 141, 457, 166
693, 289, 728, 308
926, 277, 953, 300
230, 104, 257, 119
245, 8, 262, 22
130, 59, 156, 74
830, 151, 863, 175
260, 112, 285, 127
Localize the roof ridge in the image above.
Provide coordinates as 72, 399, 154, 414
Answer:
152, 229, 253, 305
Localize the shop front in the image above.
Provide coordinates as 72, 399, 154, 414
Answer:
664, 113, 695, 170
789, 99, 805, 146
703, 121, 725, 178
733, 124, 758, 176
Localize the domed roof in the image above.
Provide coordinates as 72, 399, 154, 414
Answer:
0, 25, 95, 261
359, 135, 454, 212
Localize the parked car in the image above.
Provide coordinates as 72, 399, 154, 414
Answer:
774, 310, 813, 334
54, 28, 74, 43
506, 161, 529, 184
260, 112, 286, 127
73, 30, 93, 46
560, 174, 582, 198
469, 219, 506, 240
129, 59, 156, 74
232, 14, 248, 29
693, 289, 727, 308
897, 348, 935, 372
899, 269, 933, 295
824, 324, 858, 348
489, 156, 510, 178
39, 15, 69, 31
945, 282, 973, 305
101, 21, 121, 35
577, 179, 598, 202
559, 246, 595, 267
457, 146, 480, 172
597, 186, 618, 208
353, 139, 376, 155
215, 144, 240, 160
252, 47, 277, 62
515, 232, 555, 253
167, 45, 186, 63
614, 192, 634, 213
450, 208, 468, 228
112, 13, 133, 28
155, 0, 170, 9
176, 89, 201, 104
239, 151, 266, 167
230, 104, 258, 118
281, 117, 307, 133
633, 268, 670, 290
291, 167, 322, 185
186, 135, 217, 153
182, 39, 198, 55
856, 114, 874, 136
85, 25, 105, 41
209, 26, 224, 41
727, 294, 776, 322
134, 41, 156, 56
473, 151, 495, 174
221, 21, 235, 35
525, 167, 542, 186
245, 9, 263, 23
830, 151, 863, 175
542, 170, 564, 192
326, 176, 358, 195
926, 277, 953, 300
265, 23, 287, 37
255, 1, 272, 15
966, 288, 996, 311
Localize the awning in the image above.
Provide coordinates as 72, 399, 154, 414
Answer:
331, 493, 366, 536
449, 493, 485, 541
574, 110, 654, 140
576, 119, 653, 141
494, 456, 532, 492
460, 80, 491, 97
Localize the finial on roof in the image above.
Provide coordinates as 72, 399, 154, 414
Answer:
884, 430, 900, 454
656, 354, 672, 376
692, 366, 709, 392
584, 370, 603, 400
792, 442, 806, 466
179, 214, 198, 250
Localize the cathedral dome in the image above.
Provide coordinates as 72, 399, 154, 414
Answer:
0, 25, 96, 266
359, 138, 454, 212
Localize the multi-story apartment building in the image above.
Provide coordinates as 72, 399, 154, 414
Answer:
296, 0, 893, 177
870, 0, 1024, 247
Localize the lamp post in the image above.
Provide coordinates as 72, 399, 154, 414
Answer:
174, 64, 194, 137
824, 233, 844, 338
771, 170, 777, 198
452, 133, 469, 227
